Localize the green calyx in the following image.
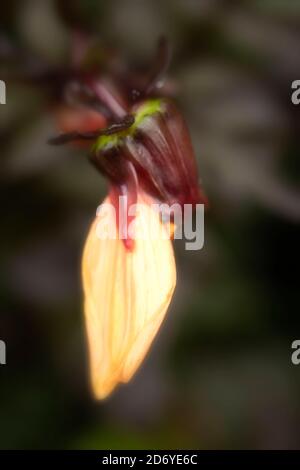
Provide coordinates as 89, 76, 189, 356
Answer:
92, 98, 162, 152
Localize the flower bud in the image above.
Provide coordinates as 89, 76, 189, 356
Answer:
82, 191, 176, 399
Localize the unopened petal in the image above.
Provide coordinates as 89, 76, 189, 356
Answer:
82, 193, 176, 399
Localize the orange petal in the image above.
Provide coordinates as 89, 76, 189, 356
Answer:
82, 192, 176, 399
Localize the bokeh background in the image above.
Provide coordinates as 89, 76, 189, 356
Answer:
0, 0, 300, 449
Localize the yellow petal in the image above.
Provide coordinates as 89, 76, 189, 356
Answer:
82, 192, 176, 399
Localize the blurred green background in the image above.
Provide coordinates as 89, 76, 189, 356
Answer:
0, 0, 300, 449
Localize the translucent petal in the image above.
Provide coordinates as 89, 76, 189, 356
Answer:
82, 192, 176, 399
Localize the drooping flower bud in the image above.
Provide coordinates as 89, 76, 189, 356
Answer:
82, 190, 176, 399
45, 38, 207, 399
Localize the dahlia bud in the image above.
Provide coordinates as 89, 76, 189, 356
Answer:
80, 97, 207, 398
47, 40, 207, 399
82, 190, 176, 399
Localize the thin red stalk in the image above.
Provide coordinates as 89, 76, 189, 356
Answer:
91, 80, 127, 120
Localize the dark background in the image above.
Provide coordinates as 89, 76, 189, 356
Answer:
0, 0, 300, 449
